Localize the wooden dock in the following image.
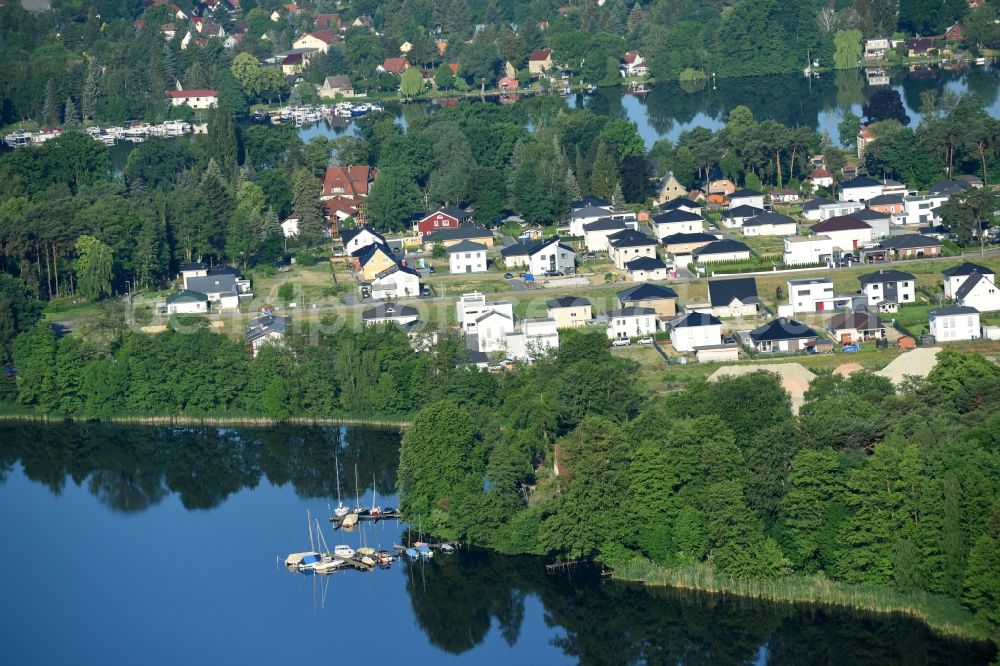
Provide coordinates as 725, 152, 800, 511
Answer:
329, 512, 401, 528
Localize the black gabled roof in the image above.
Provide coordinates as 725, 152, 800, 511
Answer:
446, 239, 488, 253
571, 205, 616, 218
723, 204, 765, 218
955, 272, 994, 301
661, 232, 718, 245
500, 241, 532, 257
342, 225, 385, 246
625, 256, 667, 271
802, 197, 834, 212
857, 269, 915, 285
526, 235, 574, 256
708, 277, 759, 307
570, 196, 610, 209
670, 311, 722, 328
583, 217, 628, 232
942, 261, 992, 277
207, 264, 240, 276
547, 295, 592, 309
696, 238, 751, 255
439, 205, 471, 220
354, 241, 393, 266
362, 302, 419, 320
609, 229, 657, 248
653, 209, 703, 224
841, 175, 881, 189
930, 305, 980, 318
929, 180, 969, 196
852, 208, 890, 222
609, 306, 657, 317
617, 282, 678, 303
424, 224, 492, 242
879, 234, 942, 250
750, 317, 818, 342
659, 198, 700, 212
743, 212, 796, 227
827, 311, 882, 332
180, 261, 207, 271
731, 188, 763, 199
867, 193, 903, 205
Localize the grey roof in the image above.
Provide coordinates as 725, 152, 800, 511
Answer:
723, 204, 765, 219
500, 241, 532, 257
661, 232, 718, 245
446, 240, 487, 253
929, 180, 968, 196
609, 306, 656, 317
659, 198, 700, 212
696, 239, 751, 255
571, 205, 616, 218
362, 303, 419, 320
583, 217, 628, 232
618, 282, 678, 303
609, 230, 657, 248
207, 265, 241, 276
857, 269, 915, 285
179, 261, 207, 271
708, 277, 760, 307
570, 196, 610, 209
526, 235, 574, 256
867, 193, 903, 206
342, 225, 385, 246
440, 205, 471, 220
749, 318, 818, 342
323, 75, 354, 89
743, 212, 796, 227
955, 272, 995, 301
547, 295, 592, 309
625, 256, 667, 271
879, 234, 942, 250
424, 225, 492, 242
841, 175, 881, 189
802, 197, 834, 212
930, 306, 980, 318
653, 209, 703, 224
166, 289, 209, 304
942, 261, 992, 277
852, 208, 890, 222
186, 274, 238, 295
827, 311, 882, 332
246, 314, 291, 343
731, 188, 763, 199
354, 242, 393, 266
670, 311, 722, 328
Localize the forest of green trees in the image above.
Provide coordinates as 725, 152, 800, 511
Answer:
396, 330, 1000, 636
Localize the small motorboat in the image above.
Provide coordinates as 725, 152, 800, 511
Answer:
375, 551, 395, 567
313, 558, 348, 574
285, 551, 320, 568
341, 513, 359, 529
333, 545, 356, 559
416, 544, 434, 559
439, 543, 455, 554
404, 548, 419, 559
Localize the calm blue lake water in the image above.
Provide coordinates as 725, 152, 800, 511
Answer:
0, 423, 994, 665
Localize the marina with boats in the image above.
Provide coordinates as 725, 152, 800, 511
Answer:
252, 102, 384, 126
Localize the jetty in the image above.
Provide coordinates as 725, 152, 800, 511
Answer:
329, 509, 400, 528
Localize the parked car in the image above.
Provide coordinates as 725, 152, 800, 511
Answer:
638, 337, 654, 345
841, 344, 860, 353
611, 339, 631, 347
504, 272, 513, 279
722, 335, 738, 345
427, 266, 436, 274
542, 269, 563, 277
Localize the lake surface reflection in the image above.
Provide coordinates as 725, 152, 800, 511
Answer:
0, 423, 993, 665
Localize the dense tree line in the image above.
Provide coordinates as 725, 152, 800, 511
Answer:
397, 334, 1000, 634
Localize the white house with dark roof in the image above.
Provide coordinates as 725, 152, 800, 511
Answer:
817, 200, 865, 221
827, 311, 885, 344
659, 197, 701, 214
838, 176, 883, 202
343, 226, 387, 255
607, 306, 657, 340
625, 256, 668, 281
571, 196, 610, 210
694, 239, 752, 263
801, 197, 834, 221
929, 306, 981, 342
362, 302, 419, 327
943, 262, 993, 298
166, 289, 209, 314
729, 188, 765, 209
858, 269, 915, 307
706, 277, 761, 319
668, 311, 722, 352
370, 264, 421, 300
954, 272, 1000, 312
609, 230, 658, 269
747, 317, 819, 353
809, 216, 873, 252
569, 205, 633, 236
851, 208, 892, 238
456, 292, 514, 333
652, 209, 704, 239
447, 240, 488, 273
742, 212, 797, 237
721, 204, 765, 228
527, 236, 576, 275
247, 314, 291, 356
583, 218, 629, 252
546, 296, 592, 329
475, 310, 517, 353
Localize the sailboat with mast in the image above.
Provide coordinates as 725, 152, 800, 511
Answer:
285, 509, 322, 570
333, 452, 349, 519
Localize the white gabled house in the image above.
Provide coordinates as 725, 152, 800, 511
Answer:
954, 272, 1000, 312
447, 240, 488, 273
527, 236, 576, 275
583, 218, 628, 252
741, 212, 797, 237
652, 209, 704, 239
858, 269, 916, 307
607, 306, 657, 340
608, 230, 658, 270
929, 306, 981, 342
625, 256, 668, 281
838, 176, 883, 203
246, 313, 291, 357
343, 226, 387, 256
668, 311, 723, 352
729, 188, 765, 209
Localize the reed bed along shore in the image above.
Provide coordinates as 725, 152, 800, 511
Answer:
0, 409, 412, 429
615, 558, 992, 642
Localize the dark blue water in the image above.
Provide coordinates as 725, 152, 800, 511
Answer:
0, 423, 994, 665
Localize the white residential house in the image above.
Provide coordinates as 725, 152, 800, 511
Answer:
527, 236, 576, 275
693, 239, 752, 263
742, 212, 798, 237
721, 205, 765, 228
929, 306, 981, 342
371, 265, 421, 300
954, 272, 1000, 312
801, 197, 835, 221
447, 240, 488, 273
166, 290, 209, 314
280, 215, 299, 238
896, 194, 949, 226
246, 314, 291, 357
784, 235, 834, 266
505, 318, 560, 360
858, 269, 916, 307
625, 256, 668, 281
729, 188, 765, 209
652, 209, 705, 239
343, 226, 386, 255
809, 216, 873, 252
805, 167, 834, 190
456, 292, 514, 334
568, 205, 631, 236
818, 200, 865, 220
865, 38, 890, 60
705, 277, 762, 319
620, 50, 648, 76
608, 230, 658, 270
668, 311, 723, 352
583, 218, 628, 252
362, 303, 419, 327
787, 277, 854, 313
943, 262, 992, 298
475, 310, 517, 353
839, 176, 884, 203
607, 306, 657, 340
164, 89, 218, 109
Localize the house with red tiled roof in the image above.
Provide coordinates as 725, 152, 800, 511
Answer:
293, 29, 342, 53
322, 166, 377, 200
805, 167, 833, 190
620, 51, 648, 77
528, 48, 553, 74
378, 57, 410, 75
164, 89, 218, 109
943, 22, 964, 42
314, 14, 342, 30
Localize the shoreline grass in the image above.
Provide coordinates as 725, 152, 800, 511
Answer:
0, 408, 412, 429
614, 558, 994, 643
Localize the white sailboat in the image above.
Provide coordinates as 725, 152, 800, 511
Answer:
333, 451, 349, 518
285, 509, 321, 569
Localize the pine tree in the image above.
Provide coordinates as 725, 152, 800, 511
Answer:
292, 169, 325, 243
206, 108, 238, 179
162, 43, 177, 84
611, 181, 624, 208
783, 449, 841, 572
261, 209, 281, 238
590, 139, 620, 201
81, 62, 100, 120
627, 2, 644, 34
41, 79, 57, 126
288, 84, 303, 107
62, 97, 79, 128
565, 168, 581, 201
